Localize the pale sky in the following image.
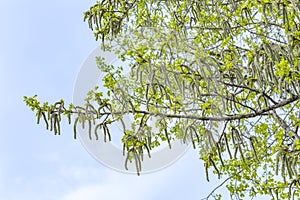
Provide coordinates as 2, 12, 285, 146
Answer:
0, 1, 268, 200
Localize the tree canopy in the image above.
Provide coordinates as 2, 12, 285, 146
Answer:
24, 0, 300, 199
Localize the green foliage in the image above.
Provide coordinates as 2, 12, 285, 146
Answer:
24, 0, 300, 199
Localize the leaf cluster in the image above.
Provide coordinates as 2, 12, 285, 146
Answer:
25, 0, 300, 199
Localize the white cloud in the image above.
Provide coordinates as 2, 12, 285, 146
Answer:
58, 165, 104, 183
60, 149, 208, 200
61, 172, 163, 200
61, 184, 107, 200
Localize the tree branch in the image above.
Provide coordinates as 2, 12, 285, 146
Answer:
200, 170, 243, 200
106, 95, 299, 122
271, 110, 300, 140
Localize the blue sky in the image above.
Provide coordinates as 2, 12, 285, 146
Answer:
0, 1, 268, 200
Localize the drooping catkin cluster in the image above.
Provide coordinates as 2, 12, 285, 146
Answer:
24, 0, 300, 198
